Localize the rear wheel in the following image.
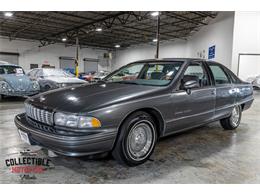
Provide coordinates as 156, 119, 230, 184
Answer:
112, 111, 157, 166
220, 105, 242, 130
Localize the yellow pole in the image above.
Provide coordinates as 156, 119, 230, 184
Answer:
75, 36, 79, 77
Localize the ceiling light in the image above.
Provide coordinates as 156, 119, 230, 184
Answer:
62, 38, 67, 42
151, 12, 159, 17
4, 12, 13, 17
153, 39, 158, 42
96, 28, 102, 32
115, 45, 120, 48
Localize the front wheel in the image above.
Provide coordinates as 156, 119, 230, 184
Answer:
220, 105, 242, 130
112, 111, 157, 166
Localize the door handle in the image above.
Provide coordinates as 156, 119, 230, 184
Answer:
211, 90, 216, 95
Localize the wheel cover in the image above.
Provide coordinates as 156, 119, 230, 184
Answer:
126, 120, 155, 161
231, 106, 240, 126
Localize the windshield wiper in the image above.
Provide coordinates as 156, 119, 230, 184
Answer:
116, 81, 140, 85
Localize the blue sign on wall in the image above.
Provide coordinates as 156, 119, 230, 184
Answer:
208, 45, 216, 59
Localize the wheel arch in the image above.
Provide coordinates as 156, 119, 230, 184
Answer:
117, 107, 165, 138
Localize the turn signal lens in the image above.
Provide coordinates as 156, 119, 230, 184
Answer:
91, 118, 101, 128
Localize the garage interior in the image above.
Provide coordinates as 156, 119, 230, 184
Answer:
0, 11, 260, 183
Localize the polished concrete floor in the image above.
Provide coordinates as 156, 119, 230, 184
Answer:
0, 91, 260, 184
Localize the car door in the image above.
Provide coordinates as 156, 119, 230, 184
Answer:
206, 62, 236, 119
166, 61, 216, 134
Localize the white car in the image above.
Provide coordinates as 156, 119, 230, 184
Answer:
27, 68, 87, 91
246, 75, 260, 89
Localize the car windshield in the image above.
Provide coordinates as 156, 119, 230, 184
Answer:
43, 69, 74, 77
104, 61, 184, 86
0, 65, 25, 75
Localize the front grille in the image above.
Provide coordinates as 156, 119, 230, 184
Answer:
25, 103, 53, 125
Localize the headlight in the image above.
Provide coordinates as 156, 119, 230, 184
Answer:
59, 83, 67, 88
0, 81, 11, 91
54, 112, 101, 128
32, 81, 39, 90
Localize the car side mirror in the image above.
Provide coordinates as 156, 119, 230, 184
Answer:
183, 80, 200, 90
182, 79, 200, 94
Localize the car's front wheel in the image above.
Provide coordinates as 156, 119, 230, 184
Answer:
112, 111, 157, 166
220, 105, 242, 130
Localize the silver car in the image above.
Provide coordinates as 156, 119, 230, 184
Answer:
0, 63, 40, 101
246, 76, 260, 89
27, 68, 87, 91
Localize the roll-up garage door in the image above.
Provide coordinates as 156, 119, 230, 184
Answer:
59, 56, 75, 74
83, 58, 98, 73
0, 52, 19, 65
238, 54, 260, 81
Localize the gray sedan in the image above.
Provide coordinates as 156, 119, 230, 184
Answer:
15, 58, 254, 166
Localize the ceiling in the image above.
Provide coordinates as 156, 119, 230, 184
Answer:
0, 11, 218, 49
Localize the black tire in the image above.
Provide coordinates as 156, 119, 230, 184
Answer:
0, 94, 2, 101
43, 85, 51, 92
112, 111, 157, 166
220, 105, 242, 130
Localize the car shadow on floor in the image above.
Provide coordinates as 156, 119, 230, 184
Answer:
45, 122, 243, 183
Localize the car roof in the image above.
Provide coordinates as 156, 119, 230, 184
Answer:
130, 58, 210, 64
0, 63, 20, 67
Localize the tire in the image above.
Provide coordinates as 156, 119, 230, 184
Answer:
220, 105, 242, 130
112, 111, 157, 166
43, 85, 51, 92
0, 94, 2, 101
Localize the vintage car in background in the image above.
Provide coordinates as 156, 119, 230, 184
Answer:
27, 68, 87, 92
246, 75, 260, 89
15, 58, 254, 166
78, 71, 96, 82
91, 70, 110, 82
0, 63, 40, 101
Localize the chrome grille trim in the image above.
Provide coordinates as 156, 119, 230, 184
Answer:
25, 103, 53, 125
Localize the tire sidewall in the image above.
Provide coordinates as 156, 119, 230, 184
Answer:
119, 112, 157, 166
229, 105, 242, 128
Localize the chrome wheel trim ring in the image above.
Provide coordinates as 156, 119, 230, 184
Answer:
126, 120, 155, 161
231, 106, 240, 127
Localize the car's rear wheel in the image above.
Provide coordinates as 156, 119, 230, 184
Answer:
112, 111, 157, 166
220, 105, 242, 130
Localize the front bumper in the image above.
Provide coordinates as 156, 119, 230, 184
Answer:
14, 113, 118, 156
1, 90, 39, 97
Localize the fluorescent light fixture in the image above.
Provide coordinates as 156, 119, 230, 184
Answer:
4, 12, 13, 17
151, 11, 159, 17
96, 28, 102, 32
153, 38, 158, 42
115, 45, 120, 48
62, 38, 67, 42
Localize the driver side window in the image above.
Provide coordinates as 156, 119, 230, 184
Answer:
182, 63, 210, 88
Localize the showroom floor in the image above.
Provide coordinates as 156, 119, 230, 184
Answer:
0, 91, 260, 184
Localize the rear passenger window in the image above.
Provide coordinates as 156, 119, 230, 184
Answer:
209, 64, 230, 85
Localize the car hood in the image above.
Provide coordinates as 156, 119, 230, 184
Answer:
46, 76, 86, 84
1, 74, 33, 90
28, 82, 163, 113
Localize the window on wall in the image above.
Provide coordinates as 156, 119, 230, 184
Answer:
208, 63, 230, 85
30, 64, 38, 69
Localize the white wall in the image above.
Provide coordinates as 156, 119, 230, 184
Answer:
115, 12, 235, 69
114, 40, 188, 69
186, 12, 234, 68
0, 38, 110, 72
231, 11, 260, 74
